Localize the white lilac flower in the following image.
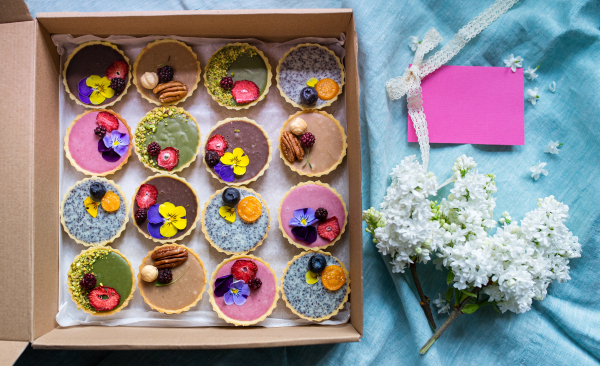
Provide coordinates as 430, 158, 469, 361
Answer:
549, 81, 556, 92
433, 294, 451, 314
504, 54, 523, 72
544, 141, 561, 154
408, 36, 421, 52
499, 211, 512, 225
524, 66, 539, 80
530, 161, 548, 180
527, 88, 540, 105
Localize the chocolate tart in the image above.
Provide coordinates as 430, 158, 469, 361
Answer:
131, 174, 199, 244
63, 41, 131, 108
67, 246, 135, 316
278, 181, 347, 251
64, 109, 133, 176
201, 187, 270, 255
204, 43, 272, 110
208, 255, 279, 326
133, 39, 201, 106
281, 251, 350, 322
138, 244, 207, 314
279, 110, 347, 177
203, 117, 272, 186
60, 177, 129, 246
276, 43, 345, 110
134, 106, 201, 174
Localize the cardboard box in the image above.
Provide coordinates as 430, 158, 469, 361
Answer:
0, 0, 362, 358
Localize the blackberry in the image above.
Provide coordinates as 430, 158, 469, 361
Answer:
157, 65, 174, 83
205, 150, 220, 167
79, 273, 97, 290
94, 126, 106, 138
315, 207, 328, 221
248, 277, 262, 290
110, 77, 126, 94
135, 208, 147, 224
220, 76, 234, 90
300, 132, 316, 148
147, 142, 161, 156
157, 268, 173, 284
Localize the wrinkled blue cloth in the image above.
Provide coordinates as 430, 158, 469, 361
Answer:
20, 0, 600, 365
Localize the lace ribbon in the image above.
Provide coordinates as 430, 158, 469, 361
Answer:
386, 0, 520, 170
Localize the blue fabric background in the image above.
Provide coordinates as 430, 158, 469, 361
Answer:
18, 0, 600, 365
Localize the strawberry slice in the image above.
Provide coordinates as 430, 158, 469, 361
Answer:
135, 184, 158, 209
157, 147, 179, 171
96, 111, 120, 132
206, 134, 228, 156
231, 260, 258, 283
231, 80, 259, 104
317, 216, 340, 241
88, 286, 121, 311
106, 60, 129, 80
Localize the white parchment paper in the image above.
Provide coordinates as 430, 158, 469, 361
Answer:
53, 34, 350, 327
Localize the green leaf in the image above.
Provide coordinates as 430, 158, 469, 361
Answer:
445, 288, 454, 302
493, 304, 500, 313
461, 304, 479, 314
459, 292, 469, 303
446, 271, 455, 285
461, 290, 477, 298
156, 267, 189, 287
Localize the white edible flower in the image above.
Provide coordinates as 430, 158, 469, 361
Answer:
549, 81, 556, 93
530, 161, 548, 180
433, 293, 451, 314
504, 54, 523, 72
524, 66, 539, 80
408, 36, 421, 52
544, 141, 561, 155
527, 88, 540, 105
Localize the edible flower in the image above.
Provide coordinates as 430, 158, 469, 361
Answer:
289, 208, 319, 243
433, 293, 451, 315
544, 140, 562, 155
214, 147, 249, 182
524, 65, 539, 81
214, 274, 234, 297
84, 197, 99, 218
503, 54, 523, 72
408, 36, 421, 52
224, 279, 250, 306
306, 77, 318, 87
78, 75, 115, 105
147, 202, 187, 239
305, 270, 319, 285
98, 130, 130, 162
219, 206, 236, 223
526, 87, 540, 105
530, 161, 548, 180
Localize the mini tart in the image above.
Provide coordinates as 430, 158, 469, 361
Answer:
61, 177, 129, 246
203, 117, 272, 186
131, 174, 199, 244
208, 255, 279, 326
138, 244, 207, 314
63, 41, 131, 108
202, 187, 270, 255
204, 43, 272, 110
64, 109, 133, 176
134, 106, 201, 174
281, 251, 350, 322
279, 110, 347, 176
278, 181, 347, 251
133, 39, 201, 106
276, 43, 345, 110
67, 246, 135, 316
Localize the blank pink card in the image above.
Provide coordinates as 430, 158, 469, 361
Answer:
408, 65, 524, 145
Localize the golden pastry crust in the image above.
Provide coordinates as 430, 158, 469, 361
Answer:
64, 109, 133, 177
276, 43, 345, 110
132, 39, 201, 106
281, 250, 350, 322
130, 174, 200, 244
67, 246, 136, 316
62, 41, 131, 109
202, 117, 272, 186
278, 181, 348, 251
201, 187, 270, 255
203, 43, 272, 110
137, 244, 207, 314
208, 254, 279, 326
60, 177, 129, 247
278, 110, 347, 177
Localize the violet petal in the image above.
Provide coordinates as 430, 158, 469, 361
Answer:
78, 78, 94, 97
218, 165, 235, 182
98, 138, 111, 152
147, 204, 164, 224
78, 92, 91, 104
101, 149, 121, 162
147, 221, 164, 239
223, 291, 234, 305
214, 274, 234, 297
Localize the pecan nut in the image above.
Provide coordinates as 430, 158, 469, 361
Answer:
281, 131, 304, 163
153, 81, 188, 103
151, 246, 188, 269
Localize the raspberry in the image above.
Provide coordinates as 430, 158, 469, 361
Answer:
147, 142, 161, 156
300, 132, 315, 148
79, 273, 96, 290
220, 76, 234, 90
205, 150, 220, 167
110, 77, 126, 94
231, 260, 258, 284
157, 268, 173, 284
94, 126, 106, 138
248, 277, 262, 290
135, 208, 147, 224
315, 207, 328, 221
88, 286, 120, 311
157, 65, 174, 83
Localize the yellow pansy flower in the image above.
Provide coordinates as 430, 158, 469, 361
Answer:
86, 75, 115, 105
158, 202, 187, 238
219, 206, 236, 223
220, 147, 250, 176
84, 197, 99, 218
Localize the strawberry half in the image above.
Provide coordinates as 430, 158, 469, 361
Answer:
231, 80, 259, 104
231, 260, 258, 283
206, 134, 228, 156
88, 286, 121, 311
136, 184, 158, 209
96, 111, 120, 132
106, 60, 129, 80
157, 147, 179, 171
317, 216, 340, 242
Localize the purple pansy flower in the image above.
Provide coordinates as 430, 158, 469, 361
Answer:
214, 162, 235, 182
78, 78, 94, 104
98, 130, 130, 162
214, 274, 234, 297
289, 208, 319, 243
224, 279, 250, 306
147, 204, 165, 239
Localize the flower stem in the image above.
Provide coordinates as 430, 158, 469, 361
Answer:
409, 262, 436, 331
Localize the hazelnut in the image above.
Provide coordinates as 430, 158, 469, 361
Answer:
289, 117, 308, 135
141, 265, 159, 282
140, 72, 159, 90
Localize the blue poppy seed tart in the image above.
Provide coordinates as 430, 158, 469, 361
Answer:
60, 177, 129, 246
282, 251, 350, 321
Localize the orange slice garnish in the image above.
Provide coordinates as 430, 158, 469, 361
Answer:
315, 78, 339, 100
321, 265, 345, 291
101, 191, 121, 212
237, 196, 262, 223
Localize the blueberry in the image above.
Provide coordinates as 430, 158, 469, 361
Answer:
222, 188, 240, 207
300, 87, 318, 106
90, 183, 107, 202
308, 254, 327, 273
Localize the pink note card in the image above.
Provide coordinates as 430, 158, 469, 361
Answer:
408, 65, 524, 145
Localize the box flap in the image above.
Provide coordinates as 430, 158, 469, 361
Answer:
0, 0, 32, 24
0, 341, 28, 365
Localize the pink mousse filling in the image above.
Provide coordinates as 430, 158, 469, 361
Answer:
214, 259, 276, 321
67, 112, 129, 174
280, 184, 346, 248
